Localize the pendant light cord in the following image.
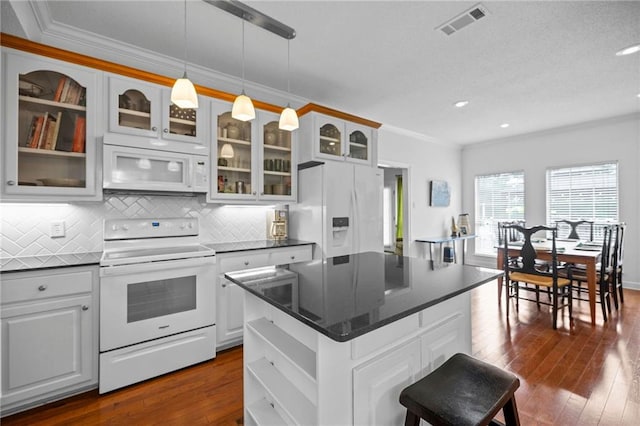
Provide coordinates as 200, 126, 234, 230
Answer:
183, 0, 187, 75
287, 39, 291, 96
241, 18, 246, 92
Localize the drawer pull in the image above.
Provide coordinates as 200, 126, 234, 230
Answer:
38, 285, 47, 291
222, 283, 227, 288
82, 305, 89, 311
244, 261, 249, 266
159, 325, 170, 329
291, 255, 295, 260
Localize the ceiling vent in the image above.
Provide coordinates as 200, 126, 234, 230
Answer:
436, 4, 489, 36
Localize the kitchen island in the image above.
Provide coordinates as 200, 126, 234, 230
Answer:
225, 251, 502, 426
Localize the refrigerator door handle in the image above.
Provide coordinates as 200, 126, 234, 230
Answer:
352, 172, 359, 254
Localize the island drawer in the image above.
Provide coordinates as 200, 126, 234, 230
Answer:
269, 245, 312, 265
218, 245, 312, 273
218, 252, 270, 273
1, 268, 94, 305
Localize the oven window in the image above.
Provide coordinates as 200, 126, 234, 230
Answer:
127, 276, 196, 323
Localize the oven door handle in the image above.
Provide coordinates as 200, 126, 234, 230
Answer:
100, 256, 215, 277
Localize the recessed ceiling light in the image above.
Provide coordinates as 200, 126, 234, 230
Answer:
616, 43, 640, 56
500, 123, 510, 128
454, 100, 469, 108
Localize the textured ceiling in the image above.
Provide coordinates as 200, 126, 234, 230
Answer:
4, 0, 640, 145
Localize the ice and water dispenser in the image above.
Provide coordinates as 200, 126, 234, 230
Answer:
332, 217, 350, 249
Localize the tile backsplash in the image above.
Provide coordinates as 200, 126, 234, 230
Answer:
0, 195, 272, 257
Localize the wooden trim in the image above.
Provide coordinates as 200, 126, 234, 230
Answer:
296, 103, 382, 129
0, 32, 283, 114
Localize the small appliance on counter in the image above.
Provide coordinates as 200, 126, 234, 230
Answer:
267, 209, 288, 240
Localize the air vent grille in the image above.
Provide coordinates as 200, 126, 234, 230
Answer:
436, 3, 489, 36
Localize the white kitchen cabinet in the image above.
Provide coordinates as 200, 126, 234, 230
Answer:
217, 276, 245, 348
216, 244, 312, 349
106, 74, 208, 153
2, 49, 101, 201
298, 109, 377, 167
0, 265, 99, 416
353, 338, 422, 426
208, 100, 297, 204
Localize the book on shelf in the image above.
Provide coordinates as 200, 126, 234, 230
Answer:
42, 111, 63, 150
71, 116, 86, 153
27, 112, 49, 148
23, 116, 39, 147
53, 76, 67, 102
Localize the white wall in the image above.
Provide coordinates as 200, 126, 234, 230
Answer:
378, 126, 462, 258
461, 113, 640, 290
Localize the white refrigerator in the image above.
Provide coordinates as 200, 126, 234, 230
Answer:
289, 161, 383, 258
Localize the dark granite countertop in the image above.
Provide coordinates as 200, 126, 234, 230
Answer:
206, 239, 314, 254
0, 252, 102, 273
225, 251, 502, 342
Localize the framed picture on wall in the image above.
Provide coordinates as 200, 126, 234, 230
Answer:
430, 180, 450, 207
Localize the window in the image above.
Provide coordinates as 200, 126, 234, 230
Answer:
474, 172, 525, 255
546, 162, 618, 239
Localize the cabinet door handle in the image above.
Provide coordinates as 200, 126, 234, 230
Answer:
163, 128, 169, 134
82, 305, 89, 311
151, 126, 158, 132
222, 283, 227, 288
253, 191, 257, 195
244, 261, 249, 266
291, 255, 295, 260
38, 285, 47, 291
7, 180, 15, 186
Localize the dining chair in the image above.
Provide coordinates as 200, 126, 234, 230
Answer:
564, 224, 614, 321
501, 224, 572, 329
497, 220, 525, 245
556, 219, 594, 241
611, 222, 626, 309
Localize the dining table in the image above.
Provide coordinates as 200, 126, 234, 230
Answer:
496, 239, 602, 326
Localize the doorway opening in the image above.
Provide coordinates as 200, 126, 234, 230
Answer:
380, 164, 410, 256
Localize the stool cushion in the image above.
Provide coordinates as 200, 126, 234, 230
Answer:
399, 353, 520, 426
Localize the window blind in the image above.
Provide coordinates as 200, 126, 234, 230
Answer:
546, 163, 619, 238
474, 172, 525, 255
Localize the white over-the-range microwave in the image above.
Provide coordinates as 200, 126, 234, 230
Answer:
103, 134, 208, 193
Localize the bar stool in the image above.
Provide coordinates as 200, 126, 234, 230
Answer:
399, 353, 521, 426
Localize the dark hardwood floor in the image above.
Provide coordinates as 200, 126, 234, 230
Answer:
3, 281, 639, 425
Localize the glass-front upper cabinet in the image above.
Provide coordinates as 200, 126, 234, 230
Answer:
210, 100, 256, 201
2, 51, 100, 200
300, 111, 376, 166
107, 75, 207, 152
208, 101, 297, 203
345, 122, 373, 164
261, 114, 295, 201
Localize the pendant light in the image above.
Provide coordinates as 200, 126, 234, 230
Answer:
232, 18, 255, 121
171, 0, 198, 109
279, 39, 299, 131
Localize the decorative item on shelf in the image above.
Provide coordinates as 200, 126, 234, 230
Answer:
451, 216, 459, 238
458, 213, 471, 235
265, 130, 276, 145
227, 124, 240, 139
170, 104, 196, 121
170, 0, 198, 109
232, 19, 255, 121
217, 158, 228, 167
